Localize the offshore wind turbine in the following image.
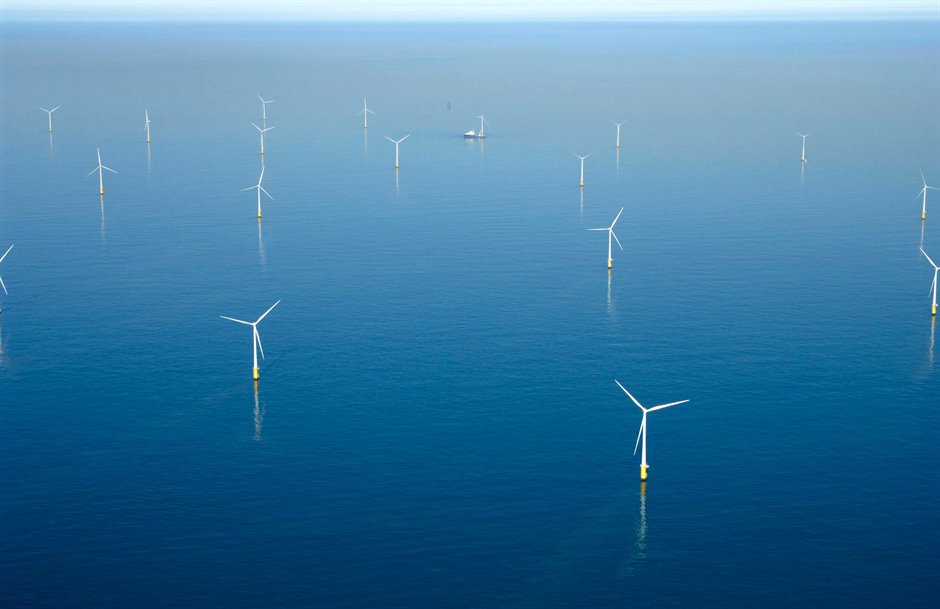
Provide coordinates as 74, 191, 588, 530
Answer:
921, 248, 939, 316
39, 105, 60, 132
916, 171, 936, 221
615, 380, 689, 481
221, 300, 280, 381
252, 122, 274, 155
385, 134, 410, 169
588, 207, 624, 269
145, 110, 151, 143
258, 95, 274, 122
360, 98, 375, 128
575, 152, 592, 188
614, 122, 624, 148
796, 131, 811, 163
86, 147, 117, 195
242, 165, 273, 219
0, 244, 13, 296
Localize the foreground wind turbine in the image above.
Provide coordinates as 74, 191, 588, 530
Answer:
360, 98, 375, 128
385, 134, 410, 169
921, 248, 939, 316
242, 165, 273, 219
588, 207, 624, 269
0, 244, 13, 296
145, 110, 151, 143
86, 147, 117, 195
221, 300, 280, 381
252, 122, 274, 155
614, 122, 624, 148
796, 131, 811, 163
615, 380, 689, 481
258, 95, 274, 122
575, 152, 592, 188
39, 105, 60, 132
916, 171, 936, 221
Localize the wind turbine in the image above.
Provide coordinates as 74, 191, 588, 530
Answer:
252, 122, 274, 155
39, 105, 60, 132
360, 98, 375, 128
385, 134, 410, 169
615, 380, 689, 481
588, 207, 624, 269
476, 113, 489, 138
221, 300, 280, 381
575, 152, 592, 188
242, 165, 273, 219
916, 171, 936, 221
614, 122, 624, 148
796, 131, 811, 163
258, 95, 274, 122
86, 147, 117, 195
145, 110, 151, 144
921, 248, 939, 316
0, 244, 13, 296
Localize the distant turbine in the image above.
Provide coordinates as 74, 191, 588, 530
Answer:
0, 244, 13, 296
615, 380, 689, 481
916, 171, 936, 221
385, 134, 410, 169
796, 131, 811, 163
360, 98, 375, 129
258, 95, 274, 122
242, 165, 273, 220
86, 147, 117, 195
476, 113, 489, 138
145, 109, 151, 144
39, 105, 61, 133
588, 207, 624, 269
221, 300, 280, 381
921, 248, 939, 316
252, 122, 274, 155
614, 121, 624, 149
575, 152, 592, 188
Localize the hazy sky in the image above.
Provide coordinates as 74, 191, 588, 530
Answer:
3, 0, 938, 21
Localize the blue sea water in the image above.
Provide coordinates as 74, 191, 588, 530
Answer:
1, 20, 939, 608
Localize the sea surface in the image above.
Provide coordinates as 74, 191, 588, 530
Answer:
1, 20, 938, 608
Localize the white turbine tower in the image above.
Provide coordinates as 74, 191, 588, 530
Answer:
385, 134, 410, 169
258, 95, 274, 122
221, 300, 281, 381
916, 171, 936, 221
476, 113, 489, 138
39, 105, 61, 133
252, 122, 274, 155
614, 122, 623, 149
360, 98, 375, 128
921, 248, 939, 316
145, 110, 151, 144
588, 207, 624, 269
796, 131, 811, 163
0, 244, 13, 296
615, 380, 689, 481
86, 147, 117, 195
575, 152, 592, 188
242, 165, 273, 220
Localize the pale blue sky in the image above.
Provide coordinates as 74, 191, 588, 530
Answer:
2, 0, 938, 21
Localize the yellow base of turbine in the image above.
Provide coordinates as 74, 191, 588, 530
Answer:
923, 211, 927, 221
932, 304, 937, 316
99, 189, 104, 195
640, 465, 648, 481
253, 367, 260, 381
608, 259, 613, 269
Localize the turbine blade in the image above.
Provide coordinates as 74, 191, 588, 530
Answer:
921, 169, 926, 186
384, 136, 395, 143
102, 166, 118, 174
255, 327, 265, 360
87, 167, 100, 177
633, 418, 645, 456
52, 105, 60, 112
922, 248, 937, 269
255, 299, 281, 323
367, 108, 375, 114
260, 186, 273, 200
39, 106, 49, 112
610, 207, 624, 228
400, 134, 410, 142
258, 94, 264, 102
0, 275, 6, 296
242, 185, 258, 192
914, 187, 926, 201
252, 122, 262, 131
220, 315, 253, 325
647, 399, 690, 413
0, 244, 12, 264
587, 228, 608, 231
614, 380, 646, 411
611, 229, 623, 251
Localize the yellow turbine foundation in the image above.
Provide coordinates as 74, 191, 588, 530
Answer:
933, 303, 937, 316
923, 211, 927, 221
253, 367, 260, 381
640, 465, 648, 481
608, 258, 613, 269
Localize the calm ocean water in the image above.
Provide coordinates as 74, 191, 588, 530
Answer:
1, 20, 939, 608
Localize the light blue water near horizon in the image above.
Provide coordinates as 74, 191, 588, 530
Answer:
1, 20, 939, 608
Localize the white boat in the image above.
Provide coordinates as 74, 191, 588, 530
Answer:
463, 113, 488, 139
